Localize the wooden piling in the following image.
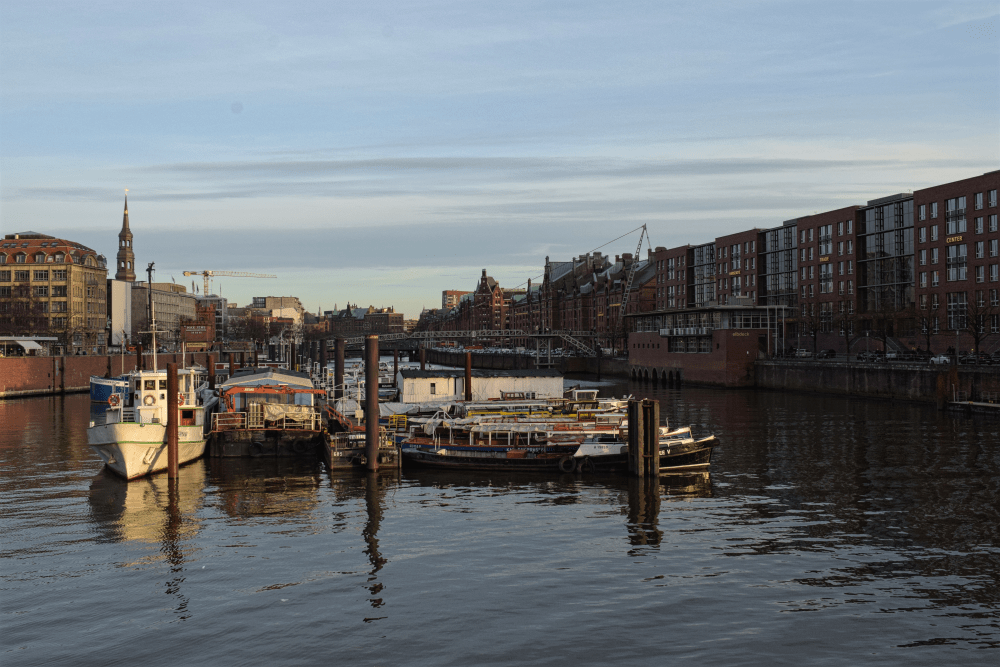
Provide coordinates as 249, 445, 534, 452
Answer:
166, 362, 179, 478
420, 347, 426, 371
627, 399, 660, 477
393, 348, 398, 380
208, 353, 216, 390
229, 352, 235, 378
465, 352, 473, 401
289, 342, 296, 371
334, 338, 345, 399
365, 335, 379, 472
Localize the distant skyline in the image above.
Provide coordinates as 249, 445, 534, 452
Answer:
2, 1, 997, 318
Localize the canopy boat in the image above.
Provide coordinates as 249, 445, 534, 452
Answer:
87, 366, 216, 479
210, 367, 327, 457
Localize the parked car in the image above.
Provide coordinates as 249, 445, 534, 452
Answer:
794, 349, 812, 358
814, 349, 836, 359
928, 354, 950, 365
857, 351, 886, 362
960, 352, 992, 365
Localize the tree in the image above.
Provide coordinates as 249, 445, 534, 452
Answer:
915, 299, 942, 354
961, 290, 999, 364
832, 300, 862, 354
0, 284, 50, 337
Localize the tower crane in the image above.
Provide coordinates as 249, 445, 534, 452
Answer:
182, 270, 277, 296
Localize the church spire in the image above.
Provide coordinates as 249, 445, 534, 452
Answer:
115, 192, 136, 281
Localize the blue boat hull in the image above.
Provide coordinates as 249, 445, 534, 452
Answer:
90, 375, 128, 403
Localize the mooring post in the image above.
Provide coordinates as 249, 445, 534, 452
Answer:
334, 338, 345, 399
465, 352, 473, 401
627, 398, 661, 477
208, 353, 216, 390
228, 352, 235, 378
365, 335, 379, 472
393, 348, 399, 382
166, 362, 179, 478
420, 346, 426, 371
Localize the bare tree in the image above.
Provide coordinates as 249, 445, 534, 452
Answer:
961, 290, 999, 363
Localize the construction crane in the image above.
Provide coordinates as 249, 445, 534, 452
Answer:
182, 270, 277, 296
615, 224, 649, 351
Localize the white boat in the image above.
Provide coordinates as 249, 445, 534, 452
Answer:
87, 366, 215, 479
86, 301, 217, 480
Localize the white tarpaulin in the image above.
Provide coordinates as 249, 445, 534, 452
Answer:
262, 403, 315, 423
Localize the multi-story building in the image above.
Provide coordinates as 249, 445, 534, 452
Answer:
913, 171, 1000, 352
442, 290, 471, 309
130, 282, 198, 349
0, 232, 109, 354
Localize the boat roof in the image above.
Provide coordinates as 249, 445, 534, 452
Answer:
219, 367, 315, 389
399, 369, 561, 379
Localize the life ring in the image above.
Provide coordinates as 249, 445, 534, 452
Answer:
108, 394, 121, 407
143, 394, 155, 406
579, 456, 596, 474
177, 392, 185, 406
558, 456, 576, 473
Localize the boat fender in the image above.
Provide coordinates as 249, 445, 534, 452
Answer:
178, 392, 185, 406
108, 394, 121, 407
558, 456, 576, 473
249, 442, 265, 457
579, 457, 596, 474
143, 395, 155, 406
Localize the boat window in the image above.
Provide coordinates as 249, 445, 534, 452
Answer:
135, 380, 141, 390
159, 380, 168, 390
144, 380, 155, 390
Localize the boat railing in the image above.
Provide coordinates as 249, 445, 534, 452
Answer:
212, 410, 322, 432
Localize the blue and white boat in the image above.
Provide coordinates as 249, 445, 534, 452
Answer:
90, 375, 129, 403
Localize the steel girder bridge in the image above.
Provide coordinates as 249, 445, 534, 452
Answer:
335, 329, 599, 357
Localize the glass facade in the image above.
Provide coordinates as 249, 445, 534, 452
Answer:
858, 197, 914, 312
759, 224, 798, 307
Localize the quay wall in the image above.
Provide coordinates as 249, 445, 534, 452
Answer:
0, 353, 214, 398
754, 361, 1000, 405
422, 348, 1000, 405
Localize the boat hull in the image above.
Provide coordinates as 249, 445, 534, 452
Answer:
88, 422, 206, 480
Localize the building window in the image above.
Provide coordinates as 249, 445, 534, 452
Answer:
847, 260, 853, 274
919, 272, 927, 288
846, 240, 853, 254
52, 285, 67, 297
429, 383, 436, 395
931, 248, 939, 264
847, 219, 853, 234
992, 264, 999, 282
932, 270, 939, 287
975, 192, 984, 210
919, 249, 926, 266
990, 215, 998, 233
931, 202, 938, 218
976, 217, 984, 234
946, 244, 968, 281
991, 289, 999, 306
14, 270, 29, 281
52, 270, 66, 281
947, 292, 967, 330
15, 253, 26, 263
945, 197, 967, 234
839, 280, 845, 294
976, 265, 985, 283
989, 190, 997, 207
919, 227, 926, 243
809, 247, 814, 260
847, 280, 853, 294
34, 253, 45, 263
838, 241, 844, 256
838, 261, 844, 275
919, 294, 928, 310
919, 204, 927, 221
33, 270, 48, 281
931, 225, 939, 241
991, 239, 999, 257
0, 270, 9, 282
976, 241, 985, 259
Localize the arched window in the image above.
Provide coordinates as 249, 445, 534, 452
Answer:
15, 253, 26, 264
54, 253, 65, 263
0, 253, 6, 264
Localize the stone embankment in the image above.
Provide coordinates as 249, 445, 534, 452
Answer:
0, 353, 212, 398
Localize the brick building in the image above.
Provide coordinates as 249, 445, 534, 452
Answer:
0, 232, 109, 354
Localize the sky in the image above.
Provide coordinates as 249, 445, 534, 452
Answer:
2, 1, 998, 318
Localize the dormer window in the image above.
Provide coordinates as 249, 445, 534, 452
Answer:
15, 253, 26, 263
34, 253, 45, 263
0, 254, 5, 264
54, 252, 65, 263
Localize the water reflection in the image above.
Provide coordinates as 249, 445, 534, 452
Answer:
87, 466, 206, 620
207, 458, 323, 519
327, 471, 399, 619
626, 477, 661, 552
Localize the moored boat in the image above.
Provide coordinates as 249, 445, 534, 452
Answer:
87, 366, 216, 479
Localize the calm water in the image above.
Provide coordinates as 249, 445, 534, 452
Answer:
1, 383, 999, 666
